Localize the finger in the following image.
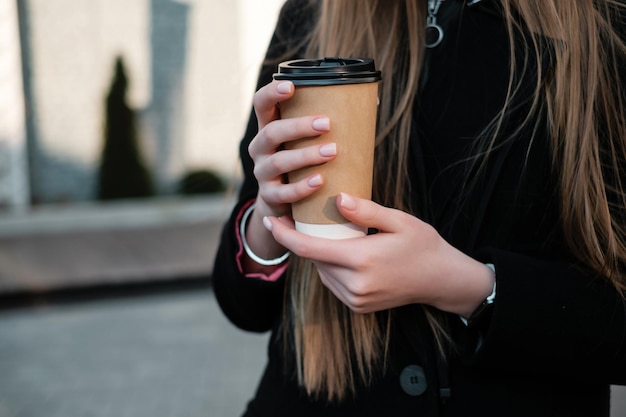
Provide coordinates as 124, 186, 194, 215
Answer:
316, 266, 354, 307
316, 263, 377, 314
249, 116, 331, 158
259, 174, 325, 205
264, 216, 362, 265
253, 81, 294, 128
253, 143, 337, 182
336, 193, 410, 233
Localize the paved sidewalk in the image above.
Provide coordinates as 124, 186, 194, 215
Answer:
0, 289, 624, 417
0, 288, 268, 417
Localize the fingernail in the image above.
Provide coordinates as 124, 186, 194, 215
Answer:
262, 216, 273, 231
319, 143, 337, 157
307, 174, 323, 187
277, 81, 293, 94
339, 193, 357, 210
312, 117, 330, 132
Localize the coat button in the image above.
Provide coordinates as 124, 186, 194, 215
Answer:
399, 364, 427, 396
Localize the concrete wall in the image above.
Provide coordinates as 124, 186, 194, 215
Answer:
6, 0, 284, 204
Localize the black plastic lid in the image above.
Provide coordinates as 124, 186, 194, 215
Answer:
273, 57, 381, 86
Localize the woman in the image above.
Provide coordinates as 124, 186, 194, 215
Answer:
213, 0, 626, 415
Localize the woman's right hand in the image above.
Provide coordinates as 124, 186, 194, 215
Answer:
242, 80, 337, 271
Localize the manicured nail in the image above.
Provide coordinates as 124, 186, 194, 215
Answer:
277, 81, 293, 94
339, 193, 357, 210
319, 143, 337, 157
312, 117, 330, 132
262, 216, 273, 231
307, 174, 323, 187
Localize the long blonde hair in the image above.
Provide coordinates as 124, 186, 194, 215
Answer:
280, 0, 626, 402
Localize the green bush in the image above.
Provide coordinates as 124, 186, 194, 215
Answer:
178, 169, 226, 195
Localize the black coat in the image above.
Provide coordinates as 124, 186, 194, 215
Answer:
212, 1, 626, 415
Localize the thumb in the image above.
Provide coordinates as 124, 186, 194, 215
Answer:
336, 193, 405, 232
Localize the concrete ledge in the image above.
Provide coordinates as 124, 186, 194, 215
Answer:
0, 195, 236, 294
0, 194, 236, 236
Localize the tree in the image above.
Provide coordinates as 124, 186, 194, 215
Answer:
97, 56, 153, 200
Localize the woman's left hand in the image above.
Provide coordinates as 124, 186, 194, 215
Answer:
263, 193, 495, 316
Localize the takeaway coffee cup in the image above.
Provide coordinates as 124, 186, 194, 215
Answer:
273, 57, 381, 239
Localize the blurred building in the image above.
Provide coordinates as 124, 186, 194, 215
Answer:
1, 0, 284, 208
0, 0, 29, 211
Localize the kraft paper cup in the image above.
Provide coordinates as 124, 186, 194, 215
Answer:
273, 57, 381, 239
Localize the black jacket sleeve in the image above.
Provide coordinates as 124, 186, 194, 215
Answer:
463, 250, 626, 385
450, 118, 626, 385
212, 0, 317, 333
463, 5, 626, 385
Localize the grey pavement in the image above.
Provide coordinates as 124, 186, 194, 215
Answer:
0, 288, 625, 417
0, 289, 268, 417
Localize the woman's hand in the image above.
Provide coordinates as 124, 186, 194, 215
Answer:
262, 193, 496, 317
249, 80, 337, 219
242, 81, 337, 271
